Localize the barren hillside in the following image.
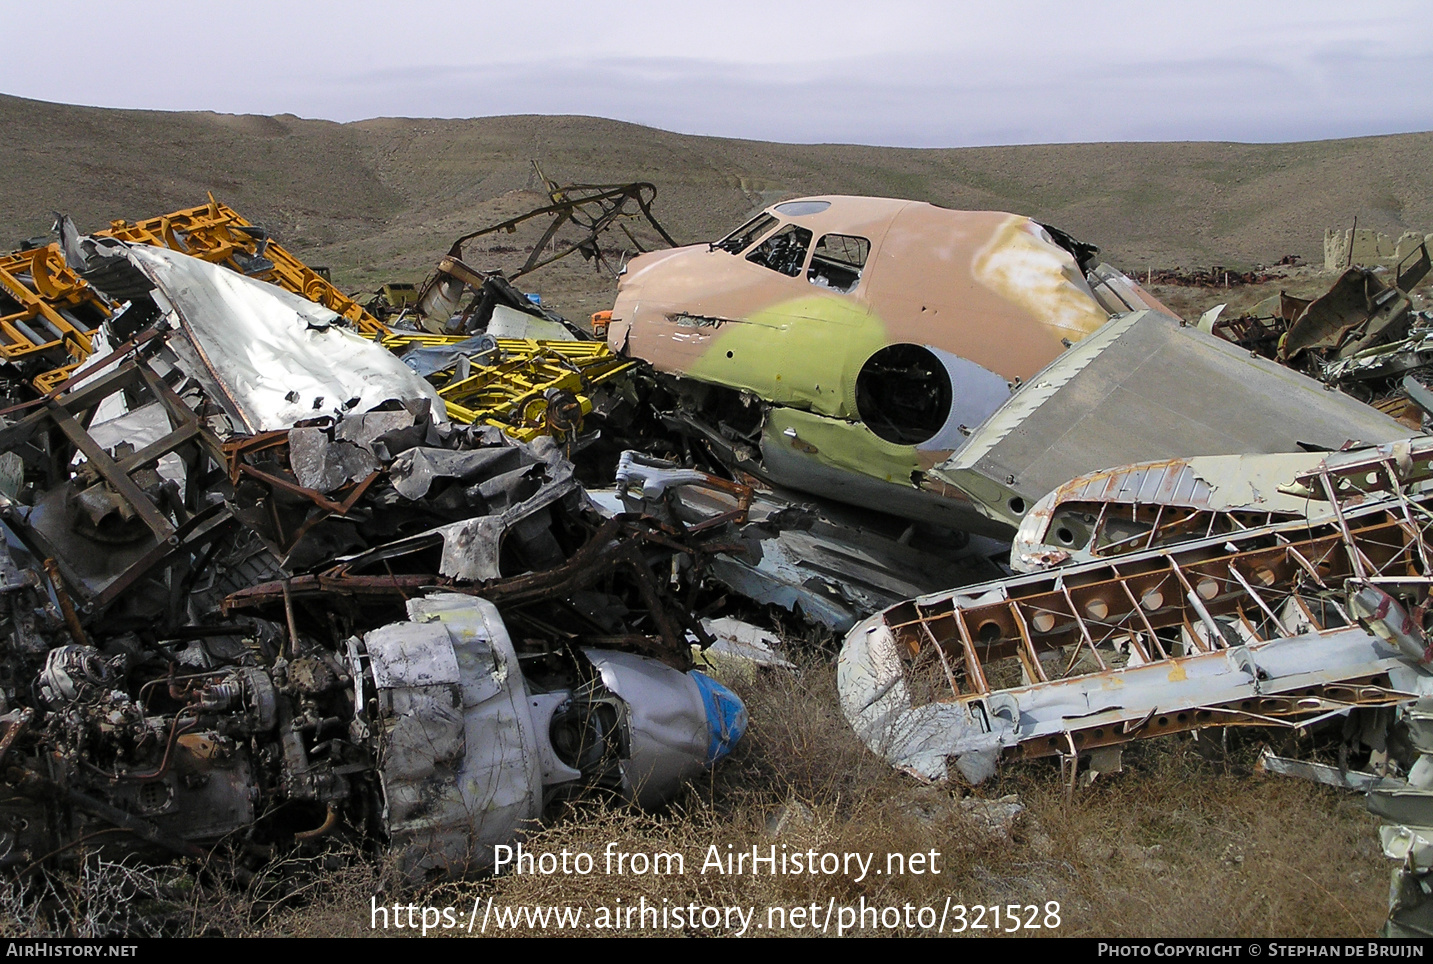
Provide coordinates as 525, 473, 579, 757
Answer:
5, 92, 1431, 320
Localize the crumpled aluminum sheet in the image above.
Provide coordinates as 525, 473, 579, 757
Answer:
389, 447, 532, 502
126, 245, 446, 432
399, 333, 498, 378
334, 435, 579, 582
362, 594, 543, 879
288, 428, 380, 494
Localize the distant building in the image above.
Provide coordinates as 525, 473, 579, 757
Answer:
1324, 227, 1433, 270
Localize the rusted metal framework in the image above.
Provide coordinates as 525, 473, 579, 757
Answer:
0, 340, 232, 616
222, 514, 740, 669
406, 171, 678, 332
433, 172, 677, 284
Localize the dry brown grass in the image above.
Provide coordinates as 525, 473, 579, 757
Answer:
129, 653, 1388, 939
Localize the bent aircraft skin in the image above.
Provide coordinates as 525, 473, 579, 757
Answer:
605, 196, 1159, 535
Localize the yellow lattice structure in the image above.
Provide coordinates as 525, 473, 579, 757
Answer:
12, 201, 637, 445
379, 334, 634, 439
0, 245, 110, 383
100, 196, 389, 336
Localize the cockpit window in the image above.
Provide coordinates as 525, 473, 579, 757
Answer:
745, 224, 813, 277
715, 214, 778, 254
807, 234, 870, 293
774, 200, 831, 217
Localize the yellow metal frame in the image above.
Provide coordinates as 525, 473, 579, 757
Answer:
0, 244, 109, 379
11, 201, 637, 446
379, 334, 634, 439
100, 196, 389, 336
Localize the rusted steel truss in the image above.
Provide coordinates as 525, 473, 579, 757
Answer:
436, 171, 678, 283
0, 342, 233, 615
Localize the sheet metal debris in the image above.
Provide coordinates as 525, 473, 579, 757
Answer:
0, 233, 746, 882
838, 438, 1433, 784
1208, 240, 1433, 421
601, 450, 1004, 632
928, 308, 1411, 532
122, 244, 444, 433
1255, 748, 1385, 791
95, 197, 389, 335
7, 179, 1433, 911
44, 199, 637, 446
1368, 698, 1433, 936
1011, 437, 1433, 572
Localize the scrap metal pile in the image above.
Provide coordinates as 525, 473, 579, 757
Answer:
3, 185, 1431, 924
1203, 239, 1433, 423
0, 209, 746, 883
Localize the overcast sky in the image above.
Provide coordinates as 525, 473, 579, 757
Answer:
3, 0, 1429, 147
